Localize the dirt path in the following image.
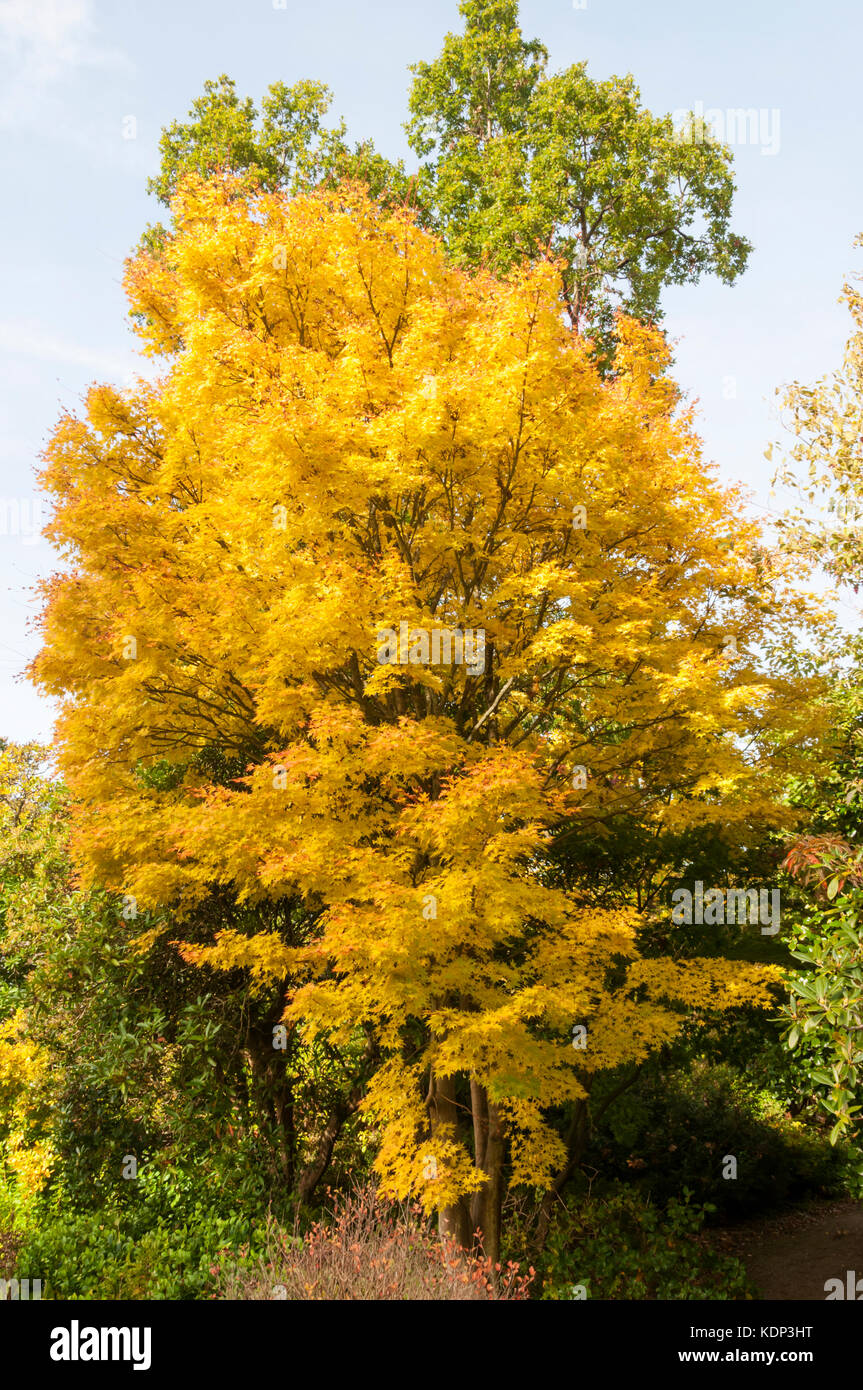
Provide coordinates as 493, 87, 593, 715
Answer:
711, 1199, 863, 1300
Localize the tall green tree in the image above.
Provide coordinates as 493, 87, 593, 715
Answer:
406, 0, 751, 358
144, 2, 751, 362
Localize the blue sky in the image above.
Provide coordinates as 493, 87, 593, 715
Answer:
1, 0, 861, 741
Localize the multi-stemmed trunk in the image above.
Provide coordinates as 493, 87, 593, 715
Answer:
430, 1074, 608, 1269
430, 1072, 505, 1266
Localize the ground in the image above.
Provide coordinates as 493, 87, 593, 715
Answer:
713, 1199, 863, 1300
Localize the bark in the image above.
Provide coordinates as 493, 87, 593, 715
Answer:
243, 1023, 297, 1184
430, 1073, 472, 1248
243, 994, 303, 1185
429, 1074, 505, 1266
469, 1084, 504, 1267
296, 1105, 349, 1205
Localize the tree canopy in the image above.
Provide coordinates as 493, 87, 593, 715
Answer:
406, 0, 751, 357
143, 1, 752, 367
31, 175, 822, 1259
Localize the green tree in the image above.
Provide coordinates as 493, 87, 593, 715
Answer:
782, 838, 863, 1149
144, 3, 751, 363
142, 74, 409, 254
772, 235, 863, 589
406, 0, 751, 359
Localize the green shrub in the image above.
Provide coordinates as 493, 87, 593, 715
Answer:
592, 1061, 848, 1218
534, 1188, 751, 1300
8, 1161, 274, 1299
13, 1201, 269, 1300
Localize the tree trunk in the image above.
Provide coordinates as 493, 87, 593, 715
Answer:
296, 1106, 347, 1205
469, 1080, 504, 1267
243, 1021, 297, 1185
430, 1073, 472, 1247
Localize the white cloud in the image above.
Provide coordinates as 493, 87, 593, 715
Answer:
0, 0, 90, 54
0, 0, 118, 74
0, 319, 146, 383
0, 0, 129, 128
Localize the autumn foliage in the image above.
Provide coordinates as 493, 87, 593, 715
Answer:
214, 1185, 533, 1300
32, 175, 825, 1258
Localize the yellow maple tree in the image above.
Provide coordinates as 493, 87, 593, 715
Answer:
33, 176, 826, 1258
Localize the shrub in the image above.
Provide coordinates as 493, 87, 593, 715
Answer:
11, 1201, 267, 1300
532, 1188, 751, 1300
214, 1186, 534, 1301
7, 1162, 271, 1300
592, 1060, 847, 1218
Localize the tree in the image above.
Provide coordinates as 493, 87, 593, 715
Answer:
141, 74, 409, 254
773, 234, 863, 591
782, 832, 863, 1146
145, 3, 751, 366
0, 741, 64, 1197
0, 741, 373, 1213
768, 256, 863, 1150
33, 176, 822, 1261
406, 0, 751, 359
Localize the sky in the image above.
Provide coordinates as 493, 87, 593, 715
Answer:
1, 0, 861, 742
